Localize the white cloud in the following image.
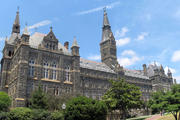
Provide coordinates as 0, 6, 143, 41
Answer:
136, 32, 149, 41
164, 66, 176, 74
87, 55, 101, 61
76, 1, 120, 15
28, 20, 52, 30
0, 37, 5, 41
171, 50, 180, 62
116, 37, 130, 47
115, 27, 129, 38
118, 50, 142, 67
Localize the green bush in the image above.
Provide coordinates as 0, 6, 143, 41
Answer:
31, 109, 51, 120
0, 112, 9, 120
0, 92, 11, 112
64, 96, 107, 120
8, 107, 32, 120
50, 111, 64, 120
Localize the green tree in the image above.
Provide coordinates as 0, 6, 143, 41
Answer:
30, 85, 48, 109
0, 91, 11, 112
103, 79, 142, 119
164, 84, 180, 120
149, 84, 180, 120
148, 91, 166, 114
64, 96, 107, 120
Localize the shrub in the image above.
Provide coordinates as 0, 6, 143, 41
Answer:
8, 107, 32, 120
0, 92, 11, 112
50, 111, 64, 120
64, 96, 107, 120
0, 112, 9, 120
31, 109, 51, 120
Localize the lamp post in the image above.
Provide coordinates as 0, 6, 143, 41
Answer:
62, 103, 66, 110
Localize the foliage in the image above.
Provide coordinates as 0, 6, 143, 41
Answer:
0, 92, 11, 112
149, 84, 180, 120
0, 112, 9, 120
47, 93, 73, 111
64, 96, 107, 120
103, 79, 142, 119
31, 109, 51, 120
8, 107, 32, 120
30, 85, 48, 110
148, 91, 166, 114
50, 111, 64, 120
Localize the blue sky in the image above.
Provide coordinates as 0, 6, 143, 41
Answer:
0, 0, 180, 83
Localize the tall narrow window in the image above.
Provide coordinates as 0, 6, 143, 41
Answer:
29, 59, 35, 77
52, 70, 56, 80
43, 61, 49, 79
52, 62, 57, 80
65, 66, 70, 82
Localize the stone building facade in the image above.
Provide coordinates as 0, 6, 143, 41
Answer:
0, 9, 174, 107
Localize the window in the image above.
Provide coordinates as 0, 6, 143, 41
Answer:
65, 66, 70, 82
52, 70, 57, 80
46, 43, 49, 48
29, 59, 35, 77
44, 69, 49, 79
43, 61, 49, 79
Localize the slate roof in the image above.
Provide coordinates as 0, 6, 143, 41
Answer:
80, 58, 115, 73
124, 69, 149, 79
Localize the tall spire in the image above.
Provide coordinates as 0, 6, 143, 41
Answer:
12, 7, 20, 34
101, 8, 113, 42
103, 7, 110, 27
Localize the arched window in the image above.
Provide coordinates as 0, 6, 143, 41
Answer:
52, 62, 57, 80
65, 66, 70, 82
29, 59, 35, 77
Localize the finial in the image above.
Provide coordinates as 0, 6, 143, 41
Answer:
23, 23, 29, 35
103, 7, 107, 15
50, 26, 53, 31
17, 6, 19, 13
72, 36, 79, 47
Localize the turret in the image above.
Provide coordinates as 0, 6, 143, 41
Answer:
71, 37, 79, 56
143, 64, 147, 76
21, 24, 30, 44
167, 68, 172, 78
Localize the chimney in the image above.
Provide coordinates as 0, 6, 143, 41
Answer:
143, 64, 147, 76
64, 41, 69, 49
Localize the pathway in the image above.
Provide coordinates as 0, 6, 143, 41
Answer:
145, 114, 161, 120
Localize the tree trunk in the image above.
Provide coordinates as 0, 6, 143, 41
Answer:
178, 112, 180, 120
173, 114, 177, 120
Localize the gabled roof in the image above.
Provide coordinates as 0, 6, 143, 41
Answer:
29, 32, 71, 55
80, 58, 115, 73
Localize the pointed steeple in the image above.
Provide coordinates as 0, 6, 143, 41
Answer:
101, 8, 113, 42
72, 36, 79, 47
103, 7, 110, 27
12, 7, 20, 34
